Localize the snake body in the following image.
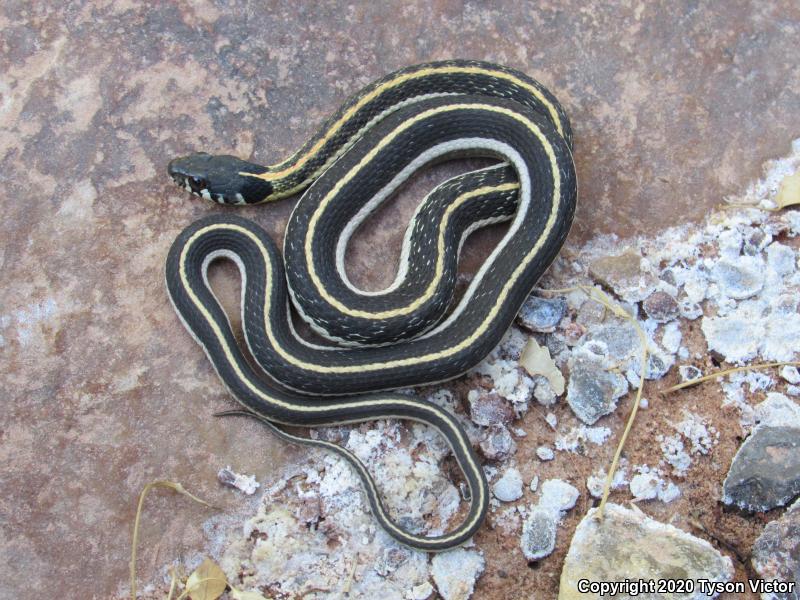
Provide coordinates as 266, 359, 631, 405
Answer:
166, 60, 577, 550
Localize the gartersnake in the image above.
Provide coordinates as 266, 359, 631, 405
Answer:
166, 60, 576, 550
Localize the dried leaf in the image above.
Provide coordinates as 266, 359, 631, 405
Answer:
776, 170, 800, 209
230, 588, 270, 600
185, 558, 227, 600
520, 338, 565, 395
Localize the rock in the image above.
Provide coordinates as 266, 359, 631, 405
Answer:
679, 365, 703, 383
539, 479, 580, 513
555, 425, 612, 453
533, 377, 558, 406
751, 499, 800, 600
754, 393, 800, 428
701, 309, 764, 363
520, 480, 579, 562
406, 581, 435, 600
431, 548, 485, 600
520, 506, 558, 561
712, 256, 765, 299
586, 322, 640, 361
589, 249, 658, 302
517, 295, 567, 333
492, 467, 524, 502
679, 300, 704, 320
722, 425, 800, 512
576, 298, 607, 327
479, 424, 516, 461
661, 321, 682, 354
567, 352, 629, 425
217, 467, 260, 495
782, 366, 800, 385
559, 504, 734, 599
537, 446, 555, 461
629, 471, 660, 501
643, 291, 679, 322
767, 242, 797, 277
529, 475, 539, 492
682, 268, 709, 303
467, 389, 515, 427
763, 312, 800, 362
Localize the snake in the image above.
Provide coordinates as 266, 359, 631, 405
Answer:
165, 60, 577, 551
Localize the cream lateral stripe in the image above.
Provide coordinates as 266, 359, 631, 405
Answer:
304, 102, 556, 319
179, 122, 559, 375
318, 182, 519, 319
242, 65, 564, 181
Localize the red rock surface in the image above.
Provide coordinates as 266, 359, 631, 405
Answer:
1, 2, 799, 598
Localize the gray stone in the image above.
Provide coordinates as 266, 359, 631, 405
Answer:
539, 479, 580, 513
679, 300, 704, 320
643, 291, 679, 322
751, 499, 800, 600
431, 548, 485, 600
493, 467, 524, 502
722, 425, 800, 512
467, 389, 516, 427
479, 424, 517, 462
517, 295, 568, 333
589, 249, 658, 302
537, 446, 555, 461
679, 365, 703, 383
559, 504, 733, 599
520, 506, 559, 561
712, 256, 765, 299
567, 353, 629, 425
586, 322, 640, 361
754, 394, 800, 428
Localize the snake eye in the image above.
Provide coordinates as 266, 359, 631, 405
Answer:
188, 176, 207, 192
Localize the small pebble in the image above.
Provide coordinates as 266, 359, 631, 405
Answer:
517, 295, 567, 333
712, 256, 765, 299
566, 352, 629, 424
780, 365, 800, 384
406, 582, 434, 600
537, 446, 555, 461
493, 467, 524, 502
431, 549, 485, 600
545, 412, 558, 429
751, 499, 800, 591
588, 249, 658, 302
766, 242, 796, 276
217, 467, 260, 495
660, 322, 682, 354
629, 471, 660, 501
678, 365, 703, 382
753, 393, 800, 428
642, 291, 679, 322
479, 424, 517, 461
520, 506, 558, 561
529, 475, 539, 492
539, 479, 580, 513
467, 389, 515, 427
678, 300, 703, 320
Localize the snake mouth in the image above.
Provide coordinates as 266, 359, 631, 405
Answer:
168, 167, 227, 204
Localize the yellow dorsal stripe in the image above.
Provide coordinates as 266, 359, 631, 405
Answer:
304, 102, 558, 326
245, 64, 564, 182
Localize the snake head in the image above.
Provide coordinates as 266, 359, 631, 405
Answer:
167, 152, 273, 205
